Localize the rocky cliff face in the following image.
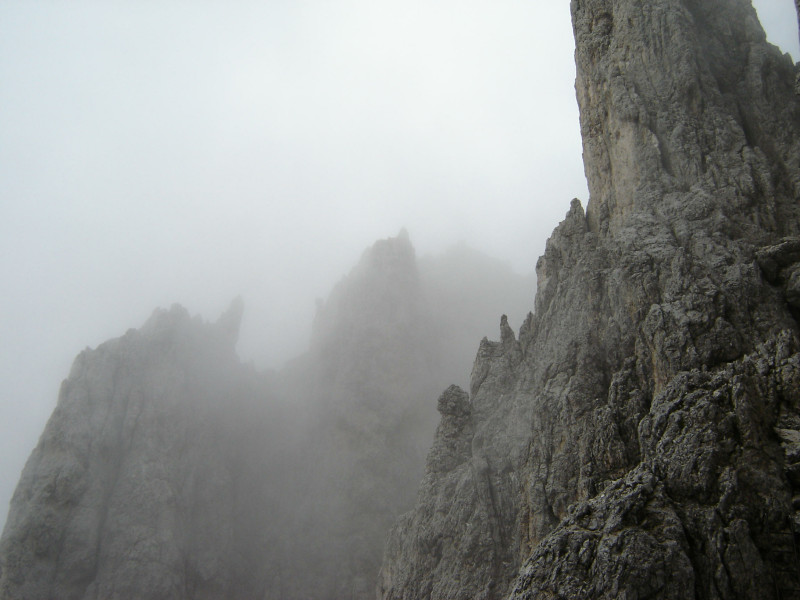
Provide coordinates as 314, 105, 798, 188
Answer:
3, 1, 798, 598
0, 233, 531, 600
379, 1, 800, 599
0, 301, 288, 599
271, 232, 532, 599
274, 231, 440, 600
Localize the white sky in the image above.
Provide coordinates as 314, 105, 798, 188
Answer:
0, 1, 797, 528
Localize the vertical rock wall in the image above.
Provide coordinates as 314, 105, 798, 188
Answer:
379, 1, 800, 599
0, 303, 285, 599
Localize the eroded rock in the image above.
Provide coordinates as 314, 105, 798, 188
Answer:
379, 1, 800, 598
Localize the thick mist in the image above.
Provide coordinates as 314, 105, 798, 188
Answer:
0, 0, 798, 536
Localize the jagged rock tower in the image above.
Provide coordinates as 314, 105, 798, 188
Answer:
0, 230, 532, 599
0, 302, 282, 599
379, 1, 800, 598
1, 1, 799, 599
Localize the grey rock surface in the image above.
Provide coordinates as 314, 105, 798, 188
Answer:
0, 303, 282, 599
0, 233, 531, 599
274, 232, 533, 599
379, 1, 800, 599
3, 1, 800, 598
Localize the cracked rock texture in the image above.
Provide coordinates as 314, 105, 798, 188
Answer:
379, 1, 800, 599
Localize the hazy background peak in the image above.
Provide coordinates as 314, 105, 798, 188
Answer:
1, 0, 798, 530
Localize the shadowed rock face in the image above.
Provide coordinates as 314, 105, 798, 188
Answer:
379, 1, 800, 599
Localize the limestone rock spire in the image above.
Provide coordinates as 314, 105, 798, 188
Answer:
379, 2, 800, 599
573, 0, 800, 234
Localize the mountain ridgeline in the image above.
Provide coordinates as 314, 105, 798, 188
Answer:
380, 0, 800, 598
2, 0, 800, 599
0, 235, 532, 599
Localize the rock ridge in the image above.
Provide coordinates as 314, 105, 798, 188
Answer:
0, 232, 534, 599
378, 1, 800, 598
0, 301, 273, 599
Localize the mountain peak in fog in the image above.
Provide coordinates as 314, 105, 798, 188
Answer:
0, 231, 532, 599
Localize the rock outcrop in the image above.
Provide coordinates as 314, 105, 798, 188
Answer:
0, 303, 283, 599
0, 234, 531, 600
379, 1, 800, 599
3, 1, 799, 599
274, 231, 440, 600
274, 232, 533, 599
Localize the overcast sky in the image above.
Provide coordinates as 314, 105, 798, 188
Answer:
0, 1, 798, 527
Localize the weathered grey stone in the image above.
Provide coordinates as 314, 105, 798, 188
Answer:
3, 1, 800, 599
509, 335, 800, 599
379, 1, 800, 599
0, 302, 280, 599
0, 233, 533, 599
756, 238, 800, 281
